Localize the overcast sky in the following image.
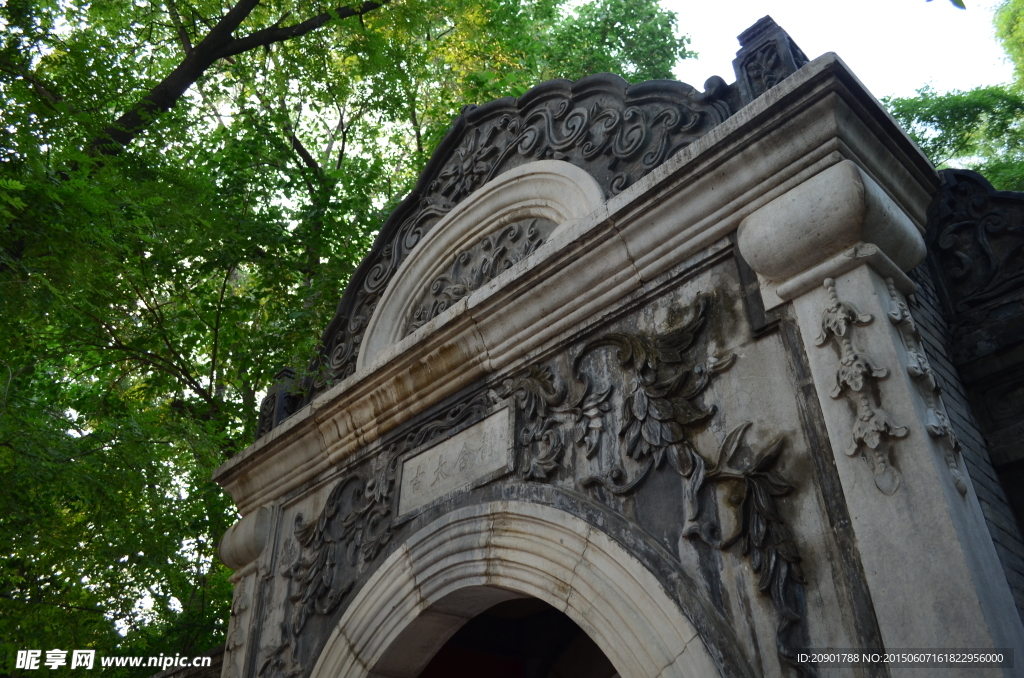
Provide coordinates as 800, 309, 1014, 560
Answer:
667, 0, 1013, 99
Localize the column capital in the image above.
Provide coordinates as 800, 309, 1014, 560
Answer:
737, 159, 926, 307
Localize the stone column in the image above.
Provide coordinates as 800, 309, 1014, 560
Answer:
737, 159, 1024, 672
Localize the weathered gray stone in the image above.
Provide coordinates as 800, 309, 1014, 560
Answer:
214, 17, 1024, 678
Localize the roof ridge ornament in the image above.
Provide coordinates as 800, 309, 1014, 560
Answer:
733, 15, 810, 105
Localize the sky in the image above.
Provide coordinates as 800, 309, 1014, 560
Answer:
668, 0, 1014, 100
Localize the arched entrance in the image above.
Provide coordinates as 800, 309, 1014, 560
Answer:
417, 597, 618, 678
308, 501, 721, 678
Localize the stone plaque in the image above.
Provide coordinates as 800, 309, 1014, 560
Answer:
398, 406, 513, 517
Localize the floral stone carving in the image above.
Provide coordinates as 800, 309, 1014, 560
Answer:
815, 278, 907, 495
288, 73, 734, 413
885, 278, 968, 496
407, 217, 557, 335
683, 423, 815, 678
503, 294, 814, 676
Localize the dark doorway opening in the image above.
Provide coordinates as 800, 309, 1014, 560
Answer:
416, 597, 619, 678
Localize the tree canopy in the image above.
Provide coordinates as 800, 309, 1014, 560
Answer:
0, 0, 692, 671
886, 0, 1024, 191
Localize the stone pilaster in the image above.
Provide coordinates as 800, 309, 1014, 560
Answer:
738, 160, 1024, 670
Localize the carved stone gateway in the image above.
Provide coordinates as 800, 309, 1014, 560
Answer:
214, 17, 1024, 678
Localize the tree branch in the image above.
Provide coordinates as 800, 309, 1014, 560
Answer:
166, 0, 195, 56
90, 0, 389, 155
0, 57, 67, 113
208, 265, 234, 394
216, 1, 386, 60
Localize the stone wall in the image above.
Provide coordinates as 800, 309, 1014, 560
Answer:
908, 263, 1024, 621
214, 20, 1024, 678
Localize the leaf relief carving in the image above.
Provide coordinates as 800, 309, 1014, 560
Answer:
577, 294, 736, 492
815, 278, 906, 495
682, 424, 816, 678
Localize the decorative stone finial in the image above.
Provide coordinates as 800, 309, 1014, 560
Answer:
733, 15, 810, 105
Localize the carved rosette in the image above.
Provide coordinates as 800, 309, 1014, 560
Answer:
885, 278, 968, 496
815, 278, 907, 495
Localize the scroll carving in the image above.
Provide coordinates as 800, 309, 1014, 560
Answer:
407, 217, 557, 335
885, 279, 968, 495
815, 277, 906, 495
258, 448, 399, 678
577, 295, 736, 492
928, 170, 1024, 313
505, 295, 814, 677
257, 388, 501, 678
288, 74, 734, 416
495, 364, 611, 481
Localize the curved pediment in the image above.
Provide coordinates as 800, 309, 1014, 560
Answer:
303, 72, 735, 399
357, 161, 604, 370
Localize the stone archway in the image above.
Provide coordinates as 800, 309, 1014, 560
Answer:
308, 502, 721, 678
218, 23, 1024, 678
416, 596, 618, 678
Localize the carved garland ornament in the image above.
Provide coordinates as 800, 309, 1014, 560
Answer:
815, 278, 907, 495
885, 278, 968, 496
504, 295, 815, 677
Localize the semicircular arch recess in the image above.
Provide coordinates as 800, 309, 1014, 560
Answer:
308, 501, 724, 678
357, 161, 605, 371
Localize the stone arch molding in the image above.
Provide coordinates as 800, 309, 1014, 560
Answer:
358, 161, 605, 370
308, 501, 722, 678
